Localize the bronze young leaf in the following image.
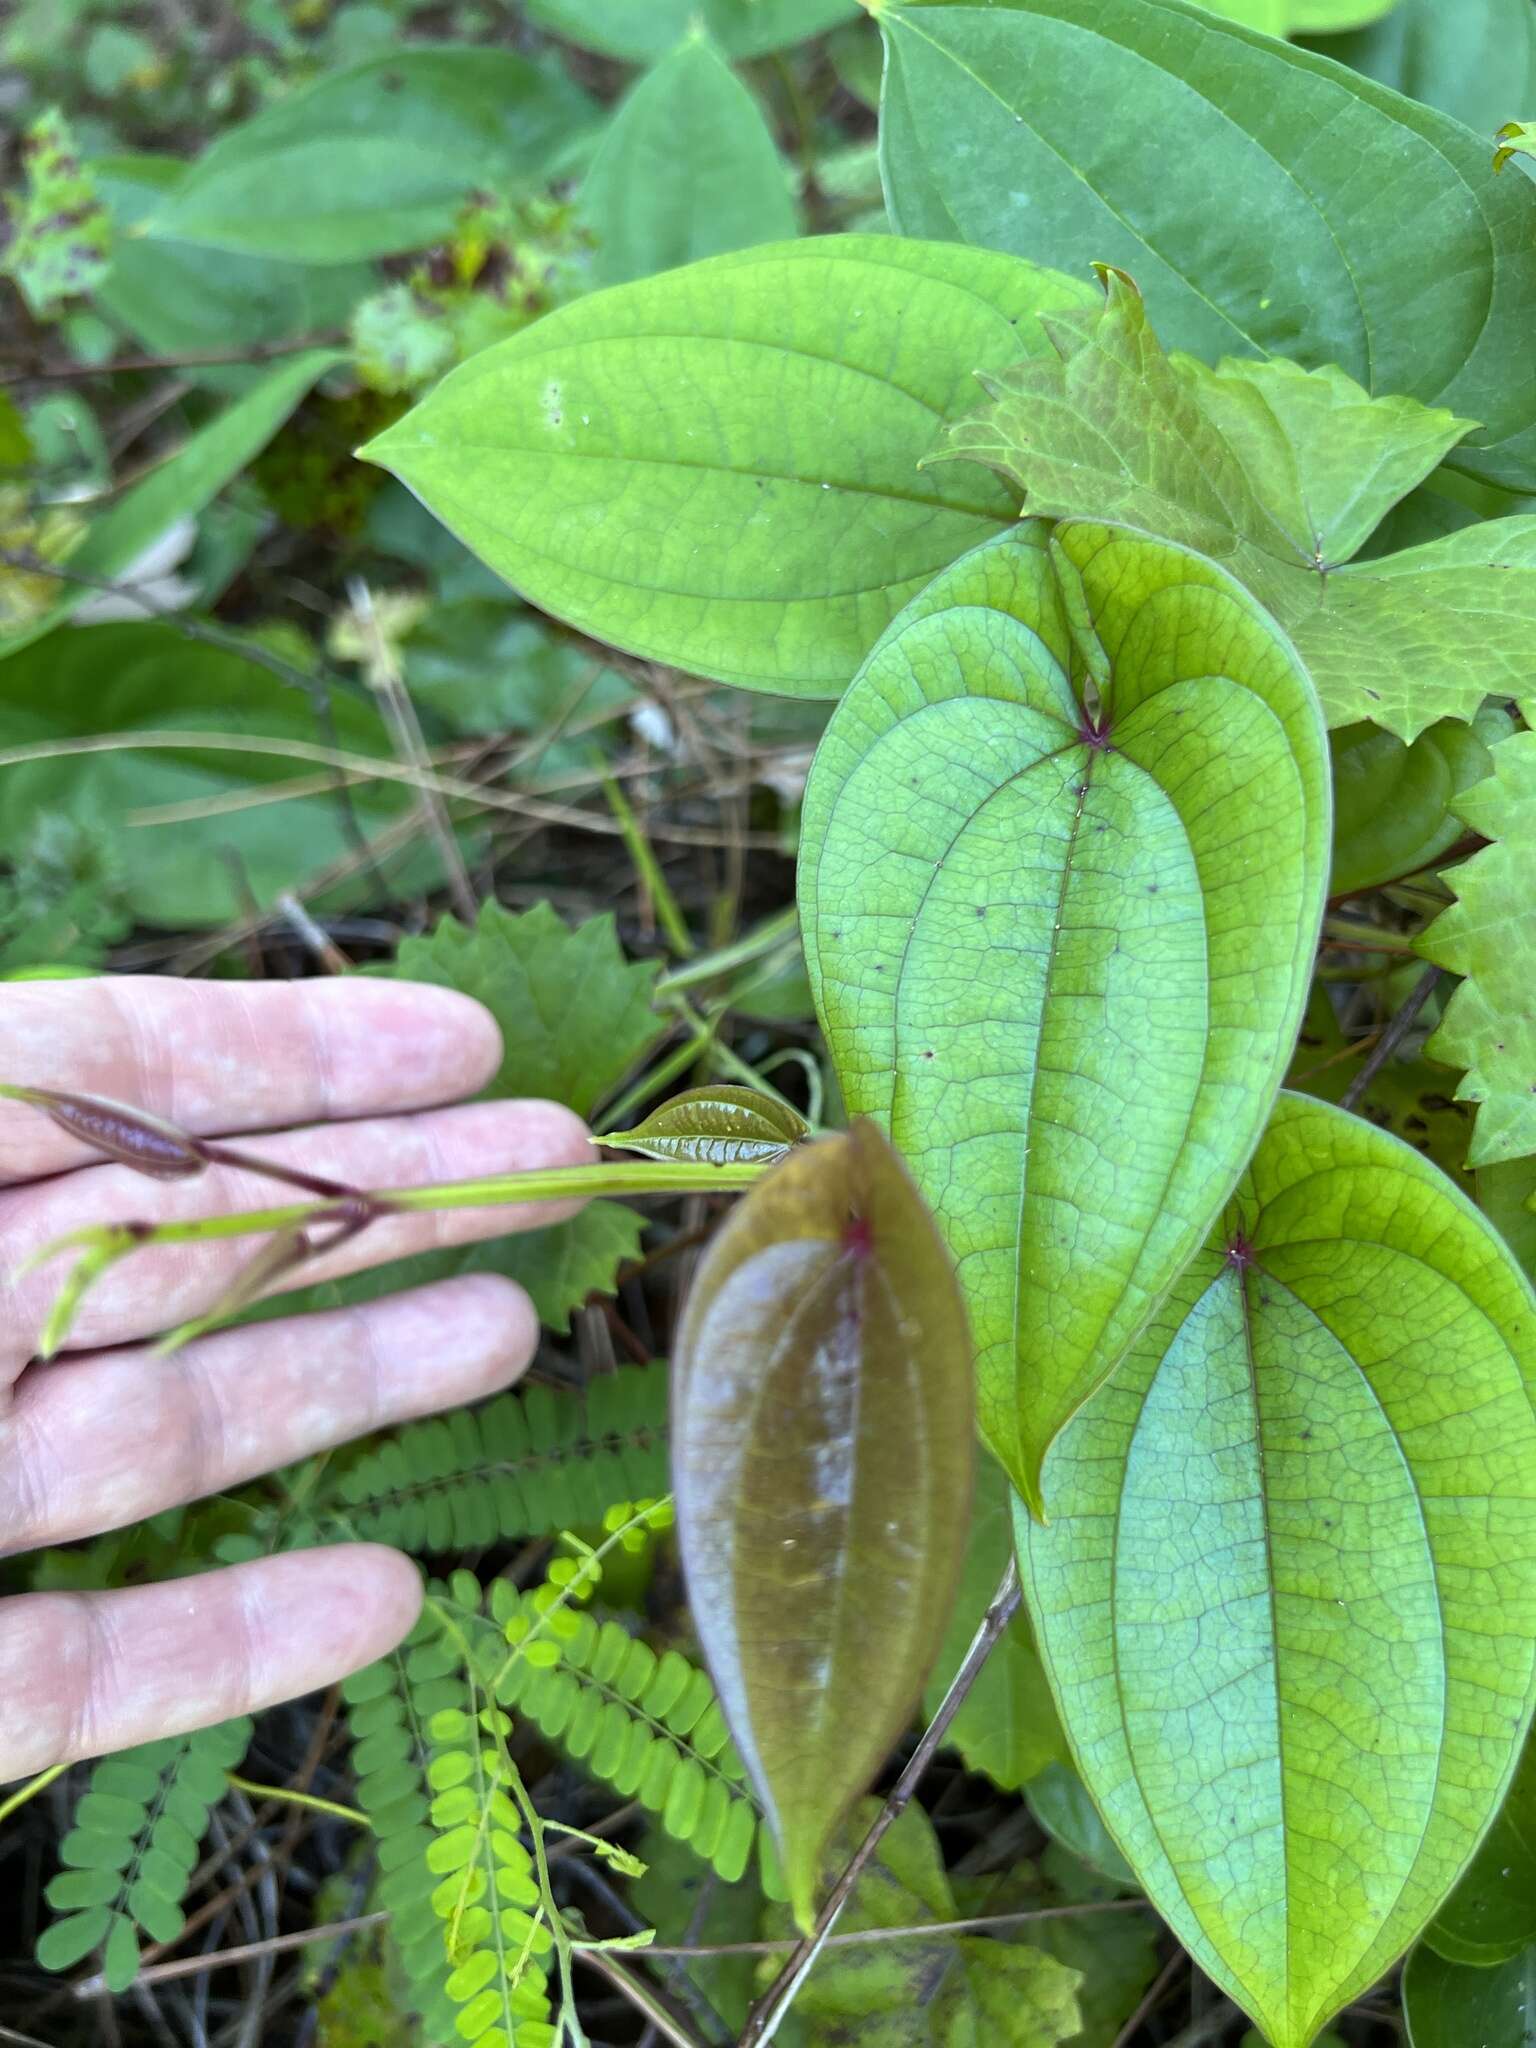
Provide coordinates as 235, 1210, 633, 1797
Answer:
605, 1084, 810, 1167
672, 1118, 974, 1930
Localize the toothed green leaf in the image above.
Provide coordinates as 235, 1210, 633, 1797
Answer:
1421, 732, 1536, 1166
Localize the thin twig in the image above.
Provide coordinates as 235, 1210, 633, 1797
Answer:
2, 333, 342, 386
0, 727, 785, 848
72, 1914, 390, 1997
738, 1560, 1023, 2048
0, 545, 379, 875
1110, 1946, 1185, 2048
643, 1897, 1152, 1956
0, 1759, 66, 1824
69, 1896, 1149, 2001
275, 891, 352, 973
1339, 963, 1444, 1113
573, 1950, 710, 2048
346, 574, 478, 922
1157, 2002, 1240, 2048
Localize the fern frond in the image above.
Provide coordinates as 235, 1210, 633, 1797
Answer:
485, 1576, 771, 1889
315, 1363, 670, 1554
346, 1607, 556, 2048
38, 1716, 253, 1991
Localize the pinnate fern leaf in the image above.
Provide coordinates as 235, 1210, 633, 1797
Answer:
483, 1577, 769, 1888
39, 1716, 253, 1991
315, 1363, 670, 1553
345, 1616, 556, 2048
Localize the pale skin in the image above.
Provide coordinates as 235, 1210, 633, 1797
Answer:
0, 976, 595, 1785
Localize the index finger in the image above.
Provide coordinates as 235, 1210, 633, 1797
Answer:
0, 977, 503, 1185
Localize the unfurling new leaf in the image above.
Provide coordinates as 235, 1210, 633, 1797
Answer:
604, 1086, 810, 1167
801, 519, 1330, 1511
672, 1119, 974, 1929
1017, 1093, 1536, 2048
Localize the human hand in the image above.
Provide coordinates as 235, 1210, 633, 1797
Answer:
0, 975, 592, 1783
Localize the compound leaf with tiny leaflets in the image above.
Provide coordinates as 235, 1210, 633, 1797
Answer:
672, 1120, 973, 1929
1419, 732, 1536, 1166
801, 520, 1329, 1511
360, 236, 1096, 697
1017, 1093, 1536, 2048
878, 0, 1536, 492
942, 270, 1536, 740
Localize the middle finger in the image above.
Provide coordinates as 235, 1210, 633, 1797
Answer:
0, 1098, 591, 1370
0, 1273, 539, 1556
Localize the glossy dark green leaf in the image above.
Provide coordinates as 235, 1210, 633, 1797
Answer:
0, 624, 406, 925
878, 0, 1536, 492
361, 236, 1096, 696
527, 0, 858, 61
582, 34, 797, 285
1307, 0, 1536, 136
144, 48, 596, 262
1017, 1093, 1536, 2048
1330, 708, 1512, 895
1425, 1728, 1536, 1967
802, 520, 1329, 1511
91, 156, 371, 392
1027, 1765, 1137, 1889
1404, 1943, 1536, 2048
605, 1086, 810, 1167
673, 1120, 974, 1927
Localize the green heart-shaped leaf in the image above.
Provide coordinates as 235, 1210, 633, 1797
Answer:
672, 1120, 974, 1928
360, 236, 1095, 697
800, 520, 1330, 1510
1017, 1092, 1536, 2048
